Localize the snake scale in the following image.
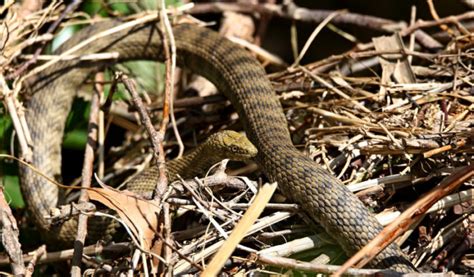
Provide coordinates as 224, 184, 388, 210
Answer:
20, 20, 415, 272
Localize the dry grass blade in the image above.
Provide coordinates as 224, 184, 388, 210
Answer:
202, 182, 277, 276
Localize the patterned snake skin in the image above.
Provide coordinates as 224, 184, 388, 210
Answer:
126, 130, 258, 196
20, 21, 415, 271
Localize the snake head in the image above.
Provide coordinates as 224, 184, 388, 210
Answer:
206, 130, 257, 161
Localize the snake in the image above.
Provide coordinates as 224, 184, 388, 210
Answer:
125, 130, 258, 196
20, 20, 415, 272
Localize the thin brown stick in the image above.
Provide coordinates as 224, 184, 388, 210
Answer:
188, 2, 441, 49
423, 139, 467, 158
189, 3, 395, 30
426, 0, 450, 34
155, 33, 170, 200
162, 202, 172, 275
159, 1, 182, 160
401, 10, 474, 36
157, 2, 175, 270
120, 73, 167, 194
153, 231, 204, 272
0, 187, 25, 276
120, 72, 171, 272
407, 5, 417, 65
0, 243, 131, 265
95, 72, 105, 178
70, 89, 100, 277
254, 0, 275, 46
25, 245, 46, 277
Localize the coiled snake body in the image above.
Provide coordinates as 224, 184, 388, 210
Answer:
20, 21, 415, 271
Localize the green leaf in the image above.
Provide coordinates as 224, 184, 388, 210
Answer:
0, 115, 13, 152
2, 176, 25, 209
63, 100, 89, 150
82, 0, 107, 17
63, 129, 88, 150
121, 61, 163, 94
110, 2, 130, 14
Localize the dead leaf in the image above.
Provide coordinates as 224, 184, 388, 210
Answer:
88, 186, 161, 250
